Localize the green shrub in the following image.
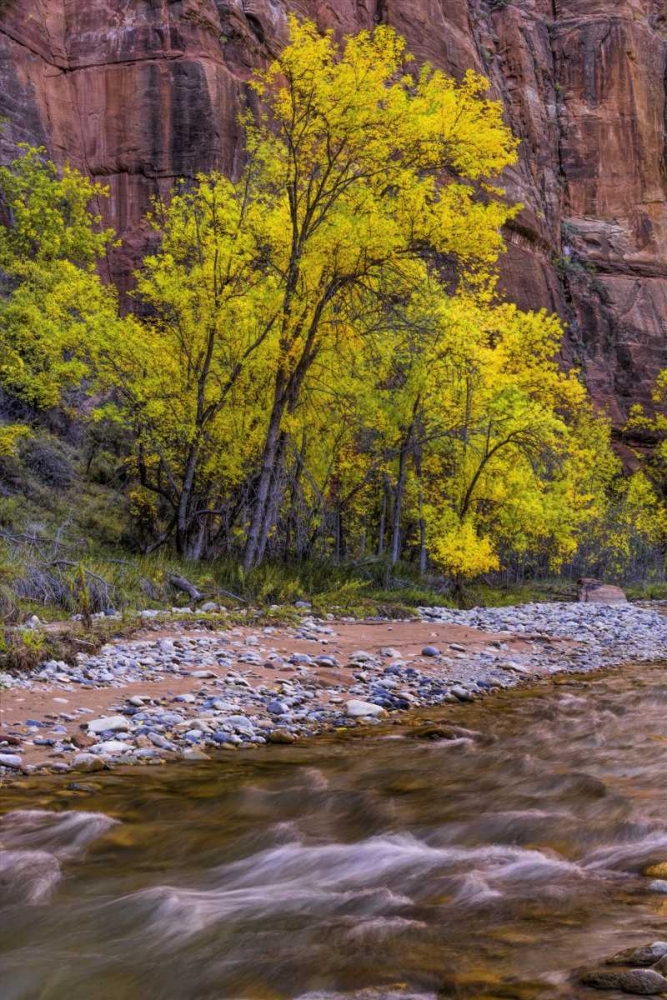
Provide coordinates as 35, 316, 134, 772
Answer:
20, 435, 73, 488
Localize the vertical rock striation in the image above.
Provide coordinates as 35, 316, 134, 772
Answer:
1, 0, 667, 418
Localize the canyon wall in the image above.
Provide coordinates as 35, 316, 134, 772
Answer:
2, 0, 667, 420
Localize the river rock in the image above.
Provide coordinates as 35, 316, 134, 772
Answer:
97, 740, 131, 755
581, 968, 667, 994
345, 700, 387, 718
73, 753, 106, 772
643, 863, 667, 879
268, 730, 296, 744
87, 715, 130, 735
421, 646, 440, 657
128, 695, 150, 707
451, 686, 475, 702
349, 651, 375, 665
0, 734, 22, 746
182, 748, 211, 761
608, 943, 667, 967
0, 753, 22, 768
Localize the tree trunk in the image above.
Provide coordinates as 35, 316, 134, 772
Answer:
257, 433, 286, 565
243, 388, 285, 572
391, 420, 416, 567
175, 444, 199, 558
284, 436, 306, 561
377, 481, 388, 557
415, 444, 427, 576
390, 442, 409, 567
335, 508, 344, 562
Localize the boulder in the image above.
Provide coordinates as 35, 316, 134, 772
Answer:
578, 578, 628, 605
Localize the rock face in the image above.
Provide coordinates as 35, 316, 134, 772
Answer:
2, 0, 667, 419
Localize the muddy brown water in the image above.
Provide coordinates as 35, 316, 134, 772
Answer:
3, 664, 667, 1000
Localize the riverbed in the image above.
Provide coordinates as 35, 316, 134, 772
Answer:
4, 661, 667, 999
5, 601, 667, 774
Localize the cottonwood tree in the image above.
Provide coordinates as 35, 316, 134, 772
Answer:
239, 17, 518, 570
0, 146, 119, 452
102, 17, 520, 564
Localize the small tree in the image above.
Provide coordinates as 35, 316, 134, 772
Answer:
0, 146, 118, 410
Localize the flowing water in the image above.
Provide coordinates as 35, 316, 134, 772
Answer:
4, 664, 667, 999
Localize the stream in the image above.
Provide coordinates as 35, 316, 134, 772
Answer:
3, 663, 667, 999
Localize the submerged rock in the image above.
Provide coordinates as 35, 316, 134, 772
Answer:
644, 863, 667, 879
581, 968, 667, 994
608, 943, 667, 967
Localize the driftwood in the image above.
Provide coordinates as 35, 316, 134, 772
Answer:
167, 574, 246, 606
168, 574, 204, 602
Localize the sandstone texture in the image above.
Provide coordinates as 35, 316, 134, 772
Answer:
2, 0, 667, 418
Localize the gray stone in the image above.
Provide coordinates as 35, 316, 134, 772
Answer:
345, 700, 387, 718
609, 943, 667, 967
100, 738, 132, 753
451, 686, 475, 703
73, 753, 106, 772
0, 753, 22, 768
87, 715, 130, 735
582, 968, 667, 994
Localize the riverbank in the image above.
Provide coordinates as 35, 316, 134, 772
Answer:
2, 601, 667, 778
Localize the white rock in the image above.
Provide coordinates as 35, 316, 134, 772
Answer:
87, 715, 130, 735
0, 753, 22, 768
97, 740, 131, 755
345, 700, 387, 718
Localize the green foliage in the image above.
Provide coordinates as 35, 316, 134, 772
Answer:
0, 145, 120, 408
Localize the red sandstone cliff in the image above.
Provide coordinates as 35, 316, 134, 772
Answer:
1, 0, 666, 420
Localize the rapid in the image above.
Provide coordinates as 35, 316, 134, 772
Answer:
3, 662, 667, 999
